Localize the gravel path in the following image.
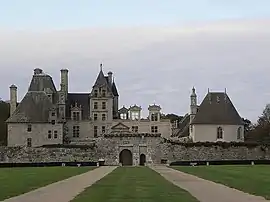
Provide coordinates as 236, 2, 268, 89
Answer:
151, 166, 269, 202
3, 166, 117, 202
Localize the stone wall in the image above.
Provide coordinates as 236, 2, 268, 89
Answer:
1, 138, 270, 165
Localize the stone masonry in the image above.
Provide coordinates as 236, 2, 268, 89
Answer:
1, 138, 270, 165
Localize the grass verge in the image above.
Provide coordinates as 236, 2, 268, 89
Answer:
0, 166, 94, 200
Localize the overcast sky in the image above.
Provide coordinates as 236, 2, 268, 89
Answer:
0, 1, 270, 122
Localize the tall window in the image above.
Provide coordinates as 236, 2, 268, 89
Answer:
51, 112, 55, 116
73, 126, 80, 137
102, 114, 106, 121
151, 113, 158, 121
131, 111, 139, 120
72, 111, 80, 121
102, 126, 106, 133
94, 90, 98, 97
102, 102, 106, 109
120, 113, 127, 119
93, 113, 98, 121
132, 126, 138, 133
151, 126, 158, 133
48, 130, 52, 139
94, 126, 98, 137
217, 127, 223, 139
27, 124, 32, 132
94, 102, 98, 109
54, 131, 58, 138
237, 127, 242, 140
27, 138, 32, 147
102, 90, 106, 97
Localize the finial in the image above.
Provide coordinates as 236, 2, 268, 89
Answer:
208, 88, 210, 93
192, 86, 195, 93
100, 63, 103, 71
225, 88, 227, 94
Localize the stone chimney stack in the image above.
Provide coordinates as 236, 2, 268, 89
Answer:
9, 84, 17, 116
108, 71, 113, 86
60, 69, 69, 98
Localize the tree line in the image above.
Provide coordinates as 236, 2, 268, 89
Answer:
0, 100, 270, 145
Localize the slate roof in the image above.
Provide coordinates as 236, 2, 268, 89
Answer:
6, 91, 55, 123
191, 92, 244, 125
28, 74, 57, 93
171, 114, 190, 137
66, 93, 90, 120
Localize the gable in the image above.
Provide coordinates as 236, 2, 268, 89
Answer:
111, 122, 130, 130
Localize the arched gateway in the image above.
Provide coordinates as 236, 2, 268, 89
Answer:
119, 149, 133, 166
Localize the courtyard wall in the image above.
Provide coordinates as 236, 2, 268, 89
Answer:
1, 138, 270, 165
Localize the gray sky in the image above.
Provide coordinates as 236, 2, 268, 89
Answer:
0, 19, 270, 122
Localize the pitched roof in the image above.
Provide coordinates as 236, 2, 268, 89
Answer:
93, 70, 108, 87
28, 74, 57, 93
191, 92, 244, 125
66, 93, 90, 120
6, 92, 54, 123
111, 82, 119, 96
171, 114, 190, 137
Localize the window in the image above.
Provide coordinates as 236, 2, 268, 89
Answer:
94, 126, 98, 137
94, 90, 98, 97
217, 127, 223, 139
51, 112, 55, 116
27, 138, 32, 147
73, 126, 80, 137
94, 102, 98, 109
27, 124, 32, 132
51, 120, 56, 125
54, 130, 58, 138
120, 113, 127, 119
102, 114, 106, 121
131, 111, 139, 120
151, 126, 158, 133
72, 111, 80, 121
217, 96, 220, 103
237, 127, 242, 140
102, 126, 106, 133
132, 126, 138, 133
102, 90, 106, 97
93, 113, 98, 121
151, 113, 158, 121
48, 130, 52, 139
102, 102, 106, 109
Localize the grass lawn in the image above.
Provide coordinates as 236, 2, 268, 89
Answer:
72, 166, 198, 202
0, 166, 94, 200
173, 165, 270, 199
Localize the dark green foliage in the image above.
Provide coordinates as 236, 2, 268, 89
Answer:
40, 143, 96, 149
0, 100, 9, 145
161, 113, 183, 123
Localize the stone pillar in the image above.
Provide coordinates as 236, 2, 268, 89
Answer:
9, 84, 17, 116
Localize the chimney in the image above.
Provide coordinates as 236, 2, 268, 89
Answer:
60, 69, 69, 97
108, 71, 113, 86
34, 68, 43, 75
9, 84, 17, 116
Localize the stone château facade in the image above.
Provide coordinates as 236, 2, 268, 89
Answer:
6, 64, 244, 165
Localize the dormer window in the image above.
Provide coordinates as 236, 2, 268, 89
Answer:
73, 112, 80, 121
94, 90, 98, 97
102, 90, 106, 97
130, 111, 139, 120
151, 113, 158, 121
120, 113, 127, 119
51, 112, 55, 116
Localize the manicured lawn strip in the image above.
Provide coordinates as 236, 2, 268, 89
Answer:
173, 165, 270, 199
0, 166, 94, 200
72, 166, 198, 202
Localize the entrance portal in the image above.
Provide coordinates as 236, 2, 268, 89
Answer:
139, 154, 146, 166
119, 149, 133, 166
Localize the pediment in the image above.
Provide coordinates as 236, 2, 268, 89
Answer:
111, 122, 130, 130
